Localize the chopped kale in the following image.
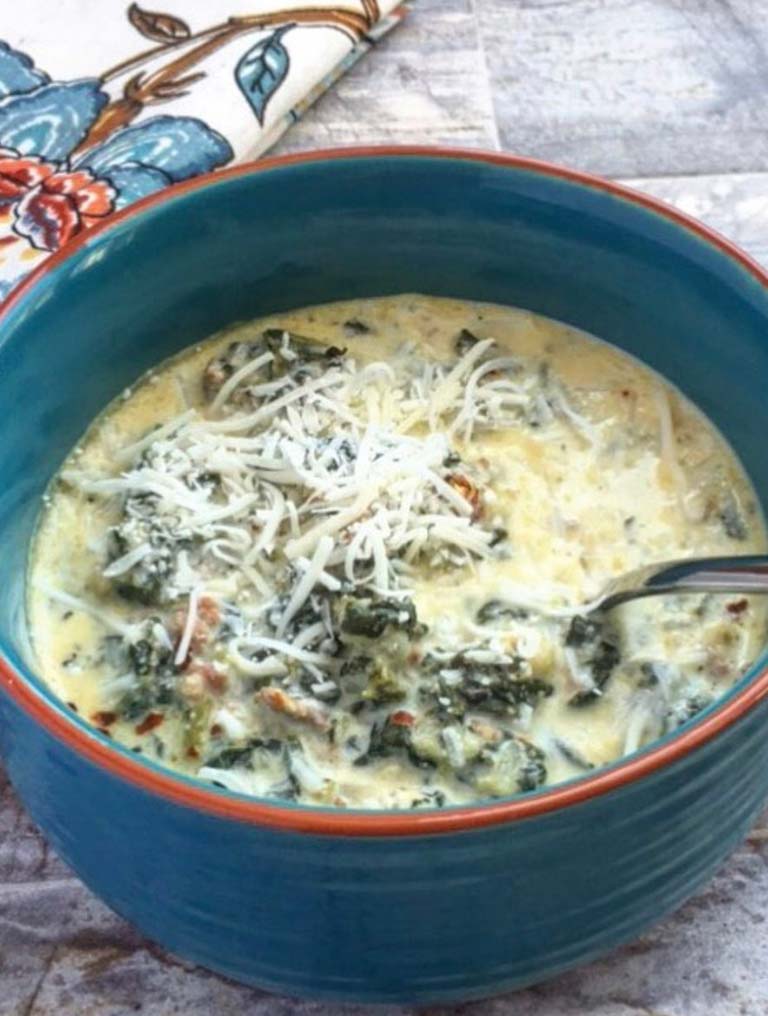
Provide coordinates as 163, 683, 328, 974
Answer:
455, 328, 480, 356
343, 318, 371, 335
129, 632, 172, 677
268, 592, 333, 646
355, 716, 408, 760
203, 737, 283, 770
202, 330, 346, 402
423, 649, 552, 720
410, 789, 446, 808
591, 640, 621, 687
338, 654, 374, 685
720, 495, 748, 541
217, 603, 245, 642
473, 734, 548, 796
339, 594, 424, 640
316, 436, 357, 472
129, 640, 153, 676
489, 527, 509, 548
565, 615, 602, 647
555, 739, 594, 770
476, 599, 529, 624
262, 328, 346, 373
114, 622, 179, 721
360, 660, 406, 704
118, 671, 177, 721
269, 773, 301, 801
202, 335, 262, 394
666, 694, 713, 731
517, 741, 548, 792
568, 688, 602, 707
354, 715, 436, 770
567, 639, 621, 707
113, 577, 165, 607
565, 614, 621, 706
464, 672, 549, 710
638, 662, 662, 688
119, 688, 156, 722
108, 497, 188, 606
194, 470, 221, 492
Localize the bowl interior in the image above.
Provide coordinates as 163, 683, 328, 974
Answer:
2, 150, 768, 783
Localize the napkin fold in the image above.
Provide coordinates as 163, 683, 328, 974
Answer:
0, 0, 406, 299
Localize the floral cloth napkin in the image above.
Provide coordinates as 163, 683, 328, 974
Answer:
0, 0, 405, 300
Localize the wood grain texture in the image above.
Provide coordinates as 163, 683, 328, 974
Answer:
7, 1, 768, 1014
273, 0, 500, 152
477, 0, 768, 176
278, 0, 768, 178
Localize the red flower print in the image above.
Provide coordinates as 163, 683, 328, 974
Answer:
0, 150, 53, 205
15, 167, 116, 252
0, 148, 116, 252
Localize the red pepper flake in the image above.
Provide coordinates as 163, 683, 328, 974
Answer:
621, 388, 632, 398
406, 649, 422, 666
186, 746, 199, 759
135, 712, 164, 735
210, 723, 223, 737
91, 710, 117, 727
447, 473, 482, 520
727, 599, 749, 616
390, 710, 415, 727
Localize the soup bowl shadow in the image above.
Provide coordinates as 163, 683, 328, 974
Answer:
1, 147, 768, 1004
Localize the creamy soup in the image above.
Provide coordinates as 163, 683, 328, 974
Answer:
28, 295, 768, 808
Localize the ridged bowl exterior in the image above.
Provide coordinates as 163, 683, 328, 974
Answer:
3, 686, 768, 1002
1, 150, 768, 1003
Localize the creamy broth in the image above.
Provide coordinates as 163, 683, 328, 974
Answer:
28, 295, 768, 808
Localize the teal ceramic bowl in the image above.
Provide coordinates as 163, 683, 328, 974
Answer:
2, 148, 768, 1004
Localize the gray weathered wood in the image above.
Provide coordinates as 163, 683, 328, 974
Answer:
476, 0, 768, 177
274, 0, 500, 152
282, 0, 768, 178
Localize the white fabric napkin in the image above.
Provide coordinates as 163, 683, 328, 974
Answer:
0, 0, 406, 298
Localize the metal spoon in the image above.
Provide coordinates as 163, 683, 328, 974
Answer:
594, 555, 768, 613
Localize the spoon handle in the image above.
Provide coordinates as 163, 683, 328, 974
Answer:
600, 555, 768, 612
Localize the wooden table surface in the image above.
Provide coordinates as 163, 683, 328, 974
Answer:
5, 2, 768, 1013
